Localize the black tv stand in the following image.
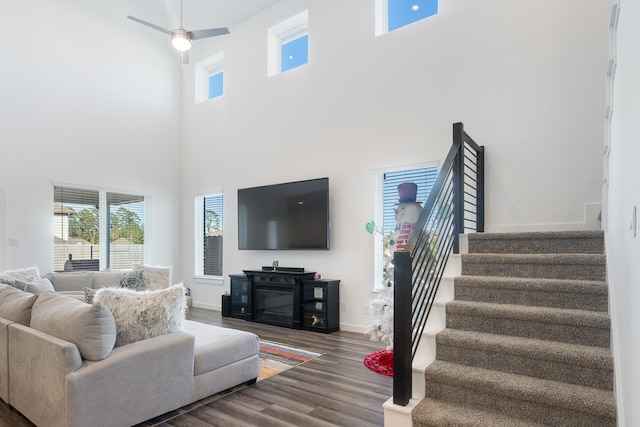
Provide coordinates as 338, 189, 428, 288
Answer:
225, 269, 340, 333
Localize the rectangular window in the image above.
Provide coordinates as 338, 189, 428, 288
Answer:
195, 194, 223, 277
53, 186, 145, 272
376, 0, 438, 36
267, 10, 309, 76
373, 165, 437, 289
208, 71, 224, 99
281, 33, 308, 72
195, 52, 224, 104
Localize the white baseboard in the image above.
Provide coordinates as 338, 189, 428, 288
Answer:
192, 302, 219, 311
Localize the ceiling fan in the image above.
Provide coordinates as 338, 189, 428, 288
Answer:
127, 0, 229, 63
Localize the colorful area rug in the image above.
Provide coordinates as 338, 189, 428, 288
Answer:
139, 341, 321, 426
259, 340, 321, 381
364, 349, 394, 376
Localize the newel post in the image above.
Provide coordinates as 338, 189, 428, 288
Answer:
393, 251, 412, 406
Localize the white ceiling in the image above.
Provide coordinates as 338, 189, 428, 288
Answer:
76, 0, 284, 34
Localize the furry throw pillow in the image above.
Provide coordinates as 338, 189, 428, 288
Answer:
94, 283, 186, 347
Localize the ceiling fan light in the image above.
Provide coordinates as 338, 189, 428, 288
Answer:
172, 29, 192, 51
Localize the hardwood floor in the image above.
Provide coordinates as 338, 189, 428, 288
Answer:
0, 308, 392, 427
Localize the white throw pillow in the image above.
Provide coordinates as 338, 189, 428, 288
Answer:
1, 266, 41, 284
132, 264, 172, 291
94, 283, 186, 347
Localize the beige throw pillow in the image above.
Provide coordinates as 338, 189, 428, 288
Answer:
0, 284, 38, 326
30, 292, 116, 361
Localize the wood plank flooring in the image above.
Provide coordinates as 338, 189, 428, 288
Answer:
0, 308, 392, 427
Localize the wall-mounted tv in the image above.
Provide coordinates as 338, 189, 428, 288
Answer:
238, 177, 329, 250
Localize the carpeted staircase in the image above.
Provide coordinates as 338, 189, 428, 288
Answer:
412, 230, 616, 426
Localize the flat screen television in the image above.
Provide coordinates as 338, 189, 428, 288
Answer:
238, 177, 329, 250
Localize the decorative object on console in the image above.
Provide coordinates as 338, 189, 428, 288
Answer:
94, 284, 187, 347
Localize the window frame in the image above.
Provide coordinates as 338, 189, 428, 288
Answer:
194, 192, 224, 283
267, 10, 309, 77
375, 0, 438, 36
53, 184, 148, 272
373, 162, 438, 290
195, 52, 224, 104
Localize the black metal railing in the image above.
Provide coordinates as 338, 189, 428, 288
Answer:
393, 122, 484, 406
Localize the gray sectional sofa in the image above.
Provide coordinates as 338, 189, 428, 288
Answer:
0, 274, 259, 427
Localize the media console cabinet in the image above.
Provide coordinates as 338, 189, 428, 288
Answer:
224, 267, 339, 333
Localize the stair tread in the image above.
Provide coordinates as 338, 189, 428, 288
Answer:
437, 329, 613, 368
425, 360, 617, 418
455, 275, 608, 294
413, 397, 548, 427
462, 253, 605, 264
447, 300, 610, 327
468, 230, 604, 241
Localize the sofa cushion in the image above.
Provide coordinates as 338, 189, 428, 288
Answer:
0, 284, 38, 326
94, 284, 186, 347
133, 264, 172, 291
182, 320, 260, 376
45, 271, 94, 292
24, 278, 55, 294
91, 270, 126, 289
30, 292, 116, 361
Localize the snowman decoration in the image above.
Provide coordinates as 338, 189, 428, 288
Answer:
389, 182, 423, 252
365, 182, 422, 349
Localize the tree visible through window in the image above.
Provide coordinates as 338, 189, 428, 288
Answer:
196, 194, 223, 277
53, 186, 145, 271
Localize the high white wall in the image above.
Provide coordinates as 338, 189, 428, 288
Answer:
180, 0, 610, 330
607, 1, 640, 425
0, 0, 182, 274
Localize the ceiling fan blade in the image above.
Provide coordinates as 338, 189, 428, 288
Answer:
182, 50, 190, 65
127, 16, 172, 36
189, 28, 230, 40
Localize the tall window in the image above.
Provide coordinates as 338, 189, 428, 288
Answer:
373, 165, 437, 289
195, 194, 223, 277
268, 10, 309, 76
376, 0, 438, 36
53, 186, 145, 272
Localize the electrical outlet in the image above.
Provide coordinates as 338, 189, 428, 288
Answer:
364, 304, 370, 314
341, 302, 348, 311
